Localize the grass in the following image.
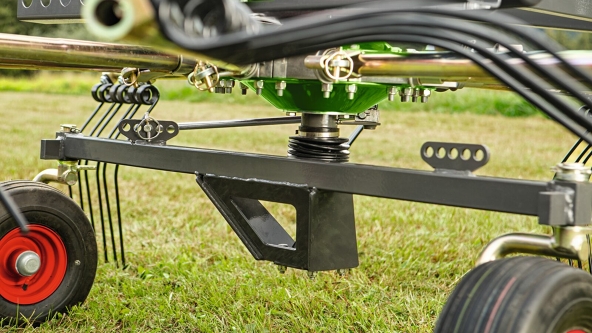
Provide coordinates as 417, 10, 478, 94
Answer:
0, 89, 576, 332
0, 72, 540, 117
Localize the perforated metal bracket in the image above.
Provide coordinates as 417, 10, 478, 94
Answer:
17, 0, 83, 24
421, 141, 490, 173
118, 119, 179, 145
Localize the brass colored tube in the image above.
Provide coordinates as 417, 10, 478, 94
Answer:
0, 33, 195, 75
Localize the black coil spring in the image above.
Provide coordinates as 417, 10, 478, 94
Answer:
91, 83, 160, 105
288, 136, 350, 163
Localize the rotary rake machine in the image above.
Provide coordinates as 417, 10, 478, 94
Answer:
3, 0, 592, 331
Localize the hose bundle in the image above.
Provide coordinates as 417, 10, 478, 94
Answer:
153, 0, 592, 143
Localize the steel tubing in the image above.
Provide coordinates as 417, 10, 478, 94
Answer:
0, 33, 194, 74
356, 50, 592, 81
178, 116, 301, 130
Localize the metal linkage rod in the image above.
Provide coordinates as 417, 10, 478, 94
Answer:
178, 116, 301, 130
0, 186, 28, 233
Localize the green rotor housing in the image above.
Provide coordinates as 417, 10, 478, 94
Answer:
239, 42, 410, 115
240, 80, 388, 115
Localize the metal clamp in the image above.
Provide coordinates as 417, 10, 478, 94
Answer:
33, 160, 96, 186
320, 49, 355, 82
338, 108, 381, 130
118, 118, 179, 144
188, 62, 219, 92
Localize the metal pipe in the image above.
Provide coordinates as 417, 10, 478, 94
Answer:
0, 33, 195, 75
356, 51, 592, 80
33, 169, 59, 184
305, 51, 592, 85
178, 116, 301, 130
475, 228, 592, 266
83, 0, 251, 73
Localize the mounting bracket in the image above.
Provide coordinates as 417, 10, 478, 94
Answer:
196, 173, 359, 272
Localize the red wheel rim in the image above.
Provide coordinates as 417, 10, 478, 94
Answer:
0, 225, 67, 304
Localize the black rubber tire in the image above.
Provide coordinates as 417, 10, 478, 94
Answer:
435, 256, 592, 333
0, 181, 97, 323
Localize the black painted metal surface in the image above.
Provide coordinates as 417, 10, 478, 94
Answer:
197, 174, 358, 271
42, 134, 559, 216
421, 142, 490, 172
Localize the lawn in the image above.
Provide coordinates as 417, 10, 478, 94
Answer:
0, 87, 576, 332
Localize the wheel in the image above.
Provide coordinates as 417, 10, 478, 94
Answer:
435, 256, 592, 333
0, 181, 97, 323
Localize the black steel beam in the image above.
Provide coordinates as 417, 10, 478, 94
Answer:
44, 134, 556, 216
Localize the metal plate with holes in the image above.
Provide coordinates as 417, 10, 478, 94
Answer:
421, 142, 490, 172
118, 119, 179, 144
17, 0, 83, 23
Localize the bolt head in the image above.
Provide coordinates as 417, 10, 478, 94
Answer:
256, 80, 265, 89
63, 171, 78, 186
345, 84, 357, 93
60, 124, 77, 133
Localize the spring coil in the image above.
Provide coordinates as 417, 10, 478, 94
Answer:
91, 83, 160, 105
288, 136, 350, 163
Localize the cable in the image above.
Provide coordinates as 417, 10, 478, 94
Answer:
154, 2, 592, 142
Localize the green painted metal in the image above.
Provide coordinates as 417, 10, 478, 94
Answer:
241, 79, 388, 114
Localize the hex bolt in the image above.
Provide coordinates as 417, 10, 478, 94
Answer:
412, 88, 420, 103
421, 89, 432, 103
387, 87, 398, 102
400, 88, 413, 102
15, 251, 41, 276
225, 79, 235, 94
345, 84, 357, 100
255, 80, 265, 95
240, 82, 248, 95
307, 271, 317, 279
275, 81, 287, 97
277, 265, 287, 274
216, 79, 226, 94
321, 83, 333, 99
60, 124, 78, 133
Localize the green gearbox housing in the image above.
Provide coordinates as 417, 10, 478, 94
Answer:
239, 42, 417, 115
240, 80, 388, 115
